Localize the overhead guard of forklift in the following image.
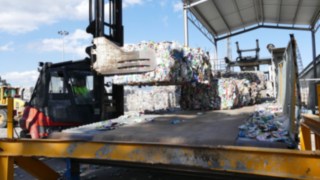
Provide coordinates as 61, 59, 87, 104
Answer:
91, 37, 156, 75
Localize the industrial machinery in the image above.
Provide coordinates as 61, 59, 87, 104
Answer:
19, 0, 155, 138
235, 39, 260, 63
1, 0, 320, 180
225, 39, 271, 71
0, 77, 25, 128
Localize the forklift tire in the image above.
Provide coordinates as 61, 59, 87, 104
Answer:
20, 129, 31, 138
0, 109, 7, 128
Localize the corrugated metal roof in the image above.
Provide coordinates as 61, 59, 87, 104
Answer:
187, 0, 320, 40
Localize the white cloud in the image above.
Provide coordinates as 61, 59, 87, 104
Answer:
173, 1, 183, 12
123, 0, 144, 8
2, 70, 39, 87
0, 0, 90, 34
0, 0, 145, 34
30, 29, 92, 58
0, 42, 14, 51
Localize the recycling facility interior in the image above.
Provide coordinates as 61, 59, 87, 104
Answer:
51, 36, 298, 149
1, 0, 320, 179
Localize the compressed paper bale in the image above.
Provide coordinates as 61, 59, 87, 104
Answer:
113, 41, 211, 85
234, 79, 251, 106
180, 80, 220, 110
181, 78, 242, 110
266, 81, 273, 90
216, 71, 266, 84
218, 78, 239, 110
124, 86, 179, 112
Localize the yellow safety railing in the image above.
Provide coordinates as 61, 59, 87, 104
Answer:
300, 114, 320, 150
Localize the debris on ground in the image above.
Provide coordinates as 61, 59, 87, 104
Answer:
237, 103, 290, 143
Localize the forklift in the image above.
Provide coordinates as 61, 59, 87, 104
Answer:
0, 77, 25, 128
20, 0, 155, 138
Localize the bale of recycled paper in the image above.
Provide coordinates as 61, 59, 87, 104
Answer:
124, 86, 179, 112
181, 78, 241, 110
218, 78, 240, 110
180, 80, 219, 110
216, 71, 266, 85
113, 41, 211, 85
234, 79, 251, 106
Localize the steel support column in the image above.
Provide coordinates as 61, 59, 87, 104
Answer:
312, 30, 317, 113
14, 157, 60, 180
65, 159, 80, 180
183, 5, 189, 47
214, 41, 218, 71
0, 156, 14, 180
7, 97, 13, 139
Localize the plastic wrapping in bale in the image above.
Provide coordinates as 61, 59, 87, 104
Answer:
180, 81, 219, 110
113, 41, 211, 85
180, 71, 268, 110
124, 86, 179, 112
218, 78, 240, 110
181, 78, 240, 110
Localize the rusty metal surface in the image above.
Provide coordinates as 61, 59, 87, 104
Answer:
1, 139, 320, 179
14, 157, 60, 180
302, 114, 320, 136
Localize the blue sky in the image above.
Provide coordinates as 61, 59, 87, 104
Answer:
0, 0, 319, 87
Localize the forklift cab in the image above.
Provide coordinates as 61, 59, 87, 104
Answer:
46, 66, 95, 124
21, 59, 99, 138
68, 71, 93, 105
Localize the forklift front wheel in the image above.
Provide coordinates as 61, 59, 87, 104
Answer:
0, 109, 7, 128
20, 129, 31, 138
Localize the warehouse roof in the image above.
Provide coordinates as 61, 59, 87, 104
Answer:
186, 0, 320, 41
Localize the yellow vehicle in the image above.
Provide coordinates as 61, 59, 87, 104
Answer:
0, 86, 25, 128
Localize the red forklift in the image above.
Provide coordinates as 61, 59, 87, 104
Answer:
20, 0, 155, 138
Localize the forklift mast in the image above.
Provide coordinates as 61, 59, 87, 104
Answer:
87, 0, 124, 119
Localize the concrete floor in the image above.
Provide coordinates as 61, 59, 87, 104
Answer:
0, 106, 292, 180
52, 106, 256, 146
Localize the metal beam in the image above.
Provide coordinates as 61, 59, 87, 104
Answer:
216, 26, 260, 41
184, 3, 189, 46
210, 0, 231, 32
184, 0, 208, 9
316, 23, 320, 32
187, 10, 215, 44
227, 59, 271, 67
311, 30, 317, 114
216, 25, 311, 41
311, 9, 320, 30
260, 0, 264, 24
262, 25, 311, 31
14, 157, 60, 180
232, 0, 245, 29
7, 98, 13, 139
253, 0, 260, 24
190, 5, 218, 35
310, 0, 320, 30
277, 0, 283, 25
0, 157, 14, 180
1, 140, 320, 179
292, 0, 302, 27
312, 30, 317, 78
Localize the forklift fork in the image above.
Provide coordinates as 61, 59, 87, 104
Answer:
92, 37, 156, 75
